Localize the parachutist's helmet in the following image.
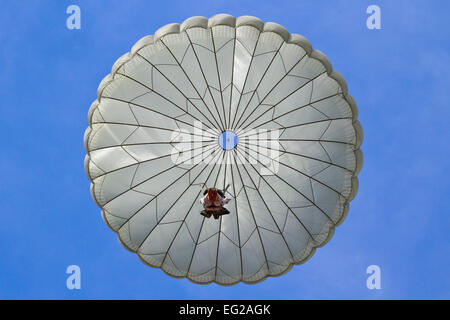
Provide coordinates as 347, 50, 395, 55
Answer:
208, 189, 218, 202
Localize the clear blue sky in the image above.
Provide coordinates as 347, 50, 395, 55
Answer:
0, 0, 449, 299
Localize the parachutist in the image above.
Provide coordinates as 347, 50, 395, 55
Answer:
200, 186, 230, 219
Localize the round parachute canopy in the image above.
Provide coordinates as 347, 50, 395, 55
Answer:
84, 14, 363, 285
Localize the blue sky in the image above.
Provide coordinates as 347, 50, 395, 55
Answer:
0, 0, 449, 299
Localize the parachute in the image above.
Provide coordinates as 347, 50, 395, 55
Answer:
84, 14, 363, 285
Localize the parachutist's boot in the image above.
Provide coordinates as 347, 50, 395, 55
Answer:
200, 210, 212, 218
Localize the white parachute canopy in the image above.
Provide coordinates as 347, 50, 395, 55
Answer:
84, 14, 363, 285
